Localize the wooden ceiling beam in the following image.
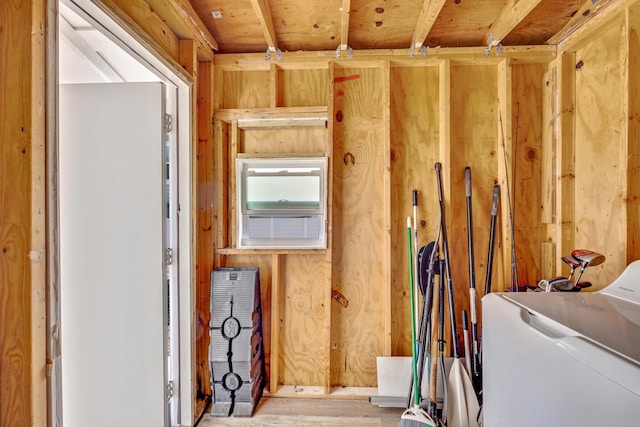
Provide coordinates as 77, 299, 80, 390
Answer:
340, 0, 351, 50
484, 0, 543, 46
411, 0, 446, 49
249, 0, 279, 52
546, 0, 616, 45
144, 0, 218, 60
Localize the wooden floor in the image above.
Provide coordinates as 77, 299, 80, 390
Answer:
195, 397, 404, 427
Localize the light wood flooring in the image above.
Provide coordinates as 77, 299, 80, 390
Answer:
195, 397, 404, 427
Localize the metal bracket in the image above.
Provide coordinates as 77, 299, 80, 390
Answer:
420, 45, 428, 58
264, 48, 283, 62
334, 45, 354, 59
483, 32, 503, 57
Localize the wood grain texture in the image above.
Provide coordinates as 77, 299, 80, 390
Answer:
555, 51, 576, 276
511, 63, 545, 287
348, 0, 423, 49
195, 61, 215, 414
627, 5, 640, 264
279, 254, 327, 386
197, 397, 403, 426
240, 127, 328, 154
331, 66, 386, 387
449, 64, 499, 327
278, 68, 329, 107
0, 0, 47, 424
190, 0, 266, 53
222, 70, 271, 109
574, 18, 626, 288
388, 65, 440, 357
103, 0, 180, 59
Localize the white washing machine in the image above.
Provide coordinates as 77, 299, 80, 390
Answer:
482, 260, 640, 426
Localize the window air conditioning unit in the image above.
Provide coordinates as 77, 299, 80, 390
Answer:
236, 155, 328, 249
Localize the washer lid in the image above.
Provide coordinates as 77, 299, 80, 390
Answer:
504, 291, 640, 364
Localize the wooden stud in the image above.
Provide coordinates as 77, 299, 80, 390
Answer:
196, 60, 214, 418
270, 63, 279, 108
229, 120, 239, 248
540, 62, 556, 225
270, 253, 281, 394
0, 0, 47, 424
382, 61, 392, 357
214, 119, 229, 250
555, 52, 576, 276
483, 0, 543, 47
497, 59, 515, 292
179, 39, 198, 76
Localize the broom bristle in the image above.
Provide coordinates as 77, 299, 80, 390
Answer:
398, 419, 431, 427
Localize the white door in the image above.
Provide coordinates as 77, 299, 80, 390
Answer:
60, 82, 168, 427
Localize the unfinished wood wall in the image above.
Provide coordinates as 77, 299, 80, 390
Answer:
548, 4, 640, 287
211, 50, 552, 394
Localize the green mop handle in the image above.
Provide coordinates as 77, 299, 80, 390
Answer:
407, 217, 420, 407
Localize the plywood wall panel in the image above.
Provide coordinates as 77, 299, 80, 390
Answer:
388, 65, 440, 356
279, 254, 326, 386
331, 66, 386, 387
222, 70, 271, 108
449, 65, 498, 317
511, 63, 545, 287
575, 19, 626, 288
278, 68, 329, 107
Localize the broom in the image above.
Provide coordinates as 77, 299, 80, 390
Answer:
399, 217, 436, 427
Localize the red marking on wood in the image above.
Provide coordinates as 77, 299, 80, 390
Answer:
336, 89, 344, 96
333, 74, 360, 83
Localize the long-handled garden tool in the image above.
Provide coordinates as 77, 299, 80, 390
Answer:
464, 167, 482, 397
399, 217, 436, 427
435, 163, 480, 427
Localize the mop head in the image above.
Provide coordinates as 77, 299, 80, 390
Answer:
398, 406, 437, 427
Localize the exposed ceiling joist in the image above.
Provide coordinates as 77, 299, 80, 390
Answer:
60, 16, 125, 82
339, 0, 351, 50
484, 0, 543, 47
145, 0, 218, 59
411, 0, 446, 49
249, 0, 278, 52
546, 0, 615, 45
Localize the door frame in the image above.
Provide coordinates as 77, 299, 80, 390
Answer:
46, 0, 195, 425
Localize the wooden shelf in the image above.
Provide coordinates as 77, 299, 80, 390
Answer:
216, 247, 326, 255
214, 106, 328, 129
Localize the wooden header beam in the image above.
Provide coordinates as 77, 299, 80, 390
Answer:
484, 0, 543, 46
144, 0, 218, 60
